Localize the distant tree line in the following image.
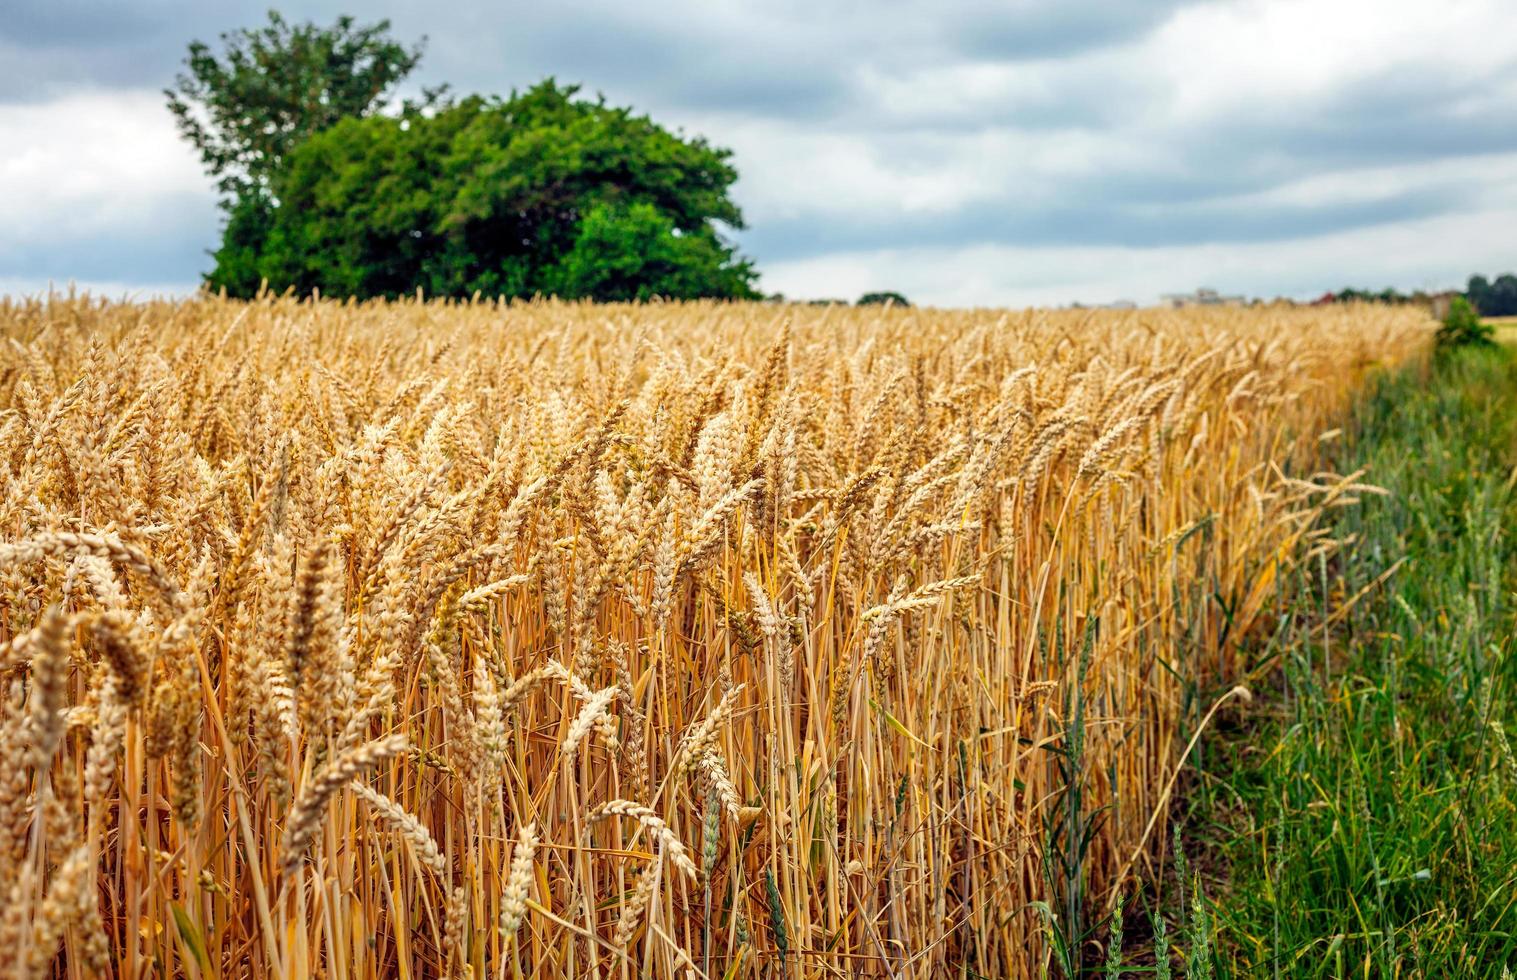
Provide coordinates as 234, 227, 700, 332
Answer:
1325, 273, 1517, 317
167, 12, 757, 301
856, 291, 911, 307
1328, 287, 1430, 305
764, 291, 912, 307
1464, 274, 1517, 317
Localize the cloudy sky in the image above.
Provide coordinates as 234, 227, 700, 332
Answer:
4, 0, 1516, 306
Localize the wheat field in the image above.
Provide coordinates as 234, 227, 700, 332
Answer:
0, 294, 1427, 978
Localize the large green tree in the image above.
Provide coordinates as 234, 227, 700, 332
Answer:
857, 291, 911, 307
240, 84, 757, 301
165, 11, 437, 199
1467, 273, 1517, 317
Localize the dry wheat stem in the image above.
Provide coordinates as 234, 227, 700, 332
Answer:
0, 294, 1428, 979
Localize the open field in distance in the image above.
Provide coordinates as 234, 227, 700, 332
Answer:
1483, 314, 1517, 343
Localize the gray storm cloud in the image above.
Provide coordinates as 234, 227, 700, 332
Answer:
3, 0, 1516, 304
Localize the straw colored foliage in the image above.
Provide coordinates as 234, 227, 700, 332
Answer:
0, 294, 1425, 978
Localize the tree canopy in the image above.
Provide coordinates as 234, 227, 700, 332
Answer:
165, 12, 438, 200
1329, 274, 1517, 317
212, 85, 756, 300
1331, 286, 1424, 304
1466, 274, 1517, 317
170, 14, 757, 302
1436, 295, 1495, 347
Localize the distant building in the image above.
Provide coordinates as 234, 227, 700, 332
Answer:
1159, 287, 1245, 308
1427, 291, 1459, 320
1067, 299, 1137, 310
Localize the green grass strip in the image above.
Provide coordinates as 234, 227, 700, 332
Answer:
1190, 346, 1517, 978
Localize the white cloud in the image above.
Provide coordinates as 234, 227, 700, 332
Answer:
1223, 152, 1517, 210
761, 205, 1517, 307
671, 0, 1517, 268
4, 0, 1517, 303
0, 90, 212, 239
1146, 0, 1517, 123
681, 114, 1146, 229
0, 88, 218, 285
0, 277, 199, 300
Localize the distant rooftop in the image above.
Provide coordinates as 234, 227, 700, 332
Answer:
1159, 287, 1246, 308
